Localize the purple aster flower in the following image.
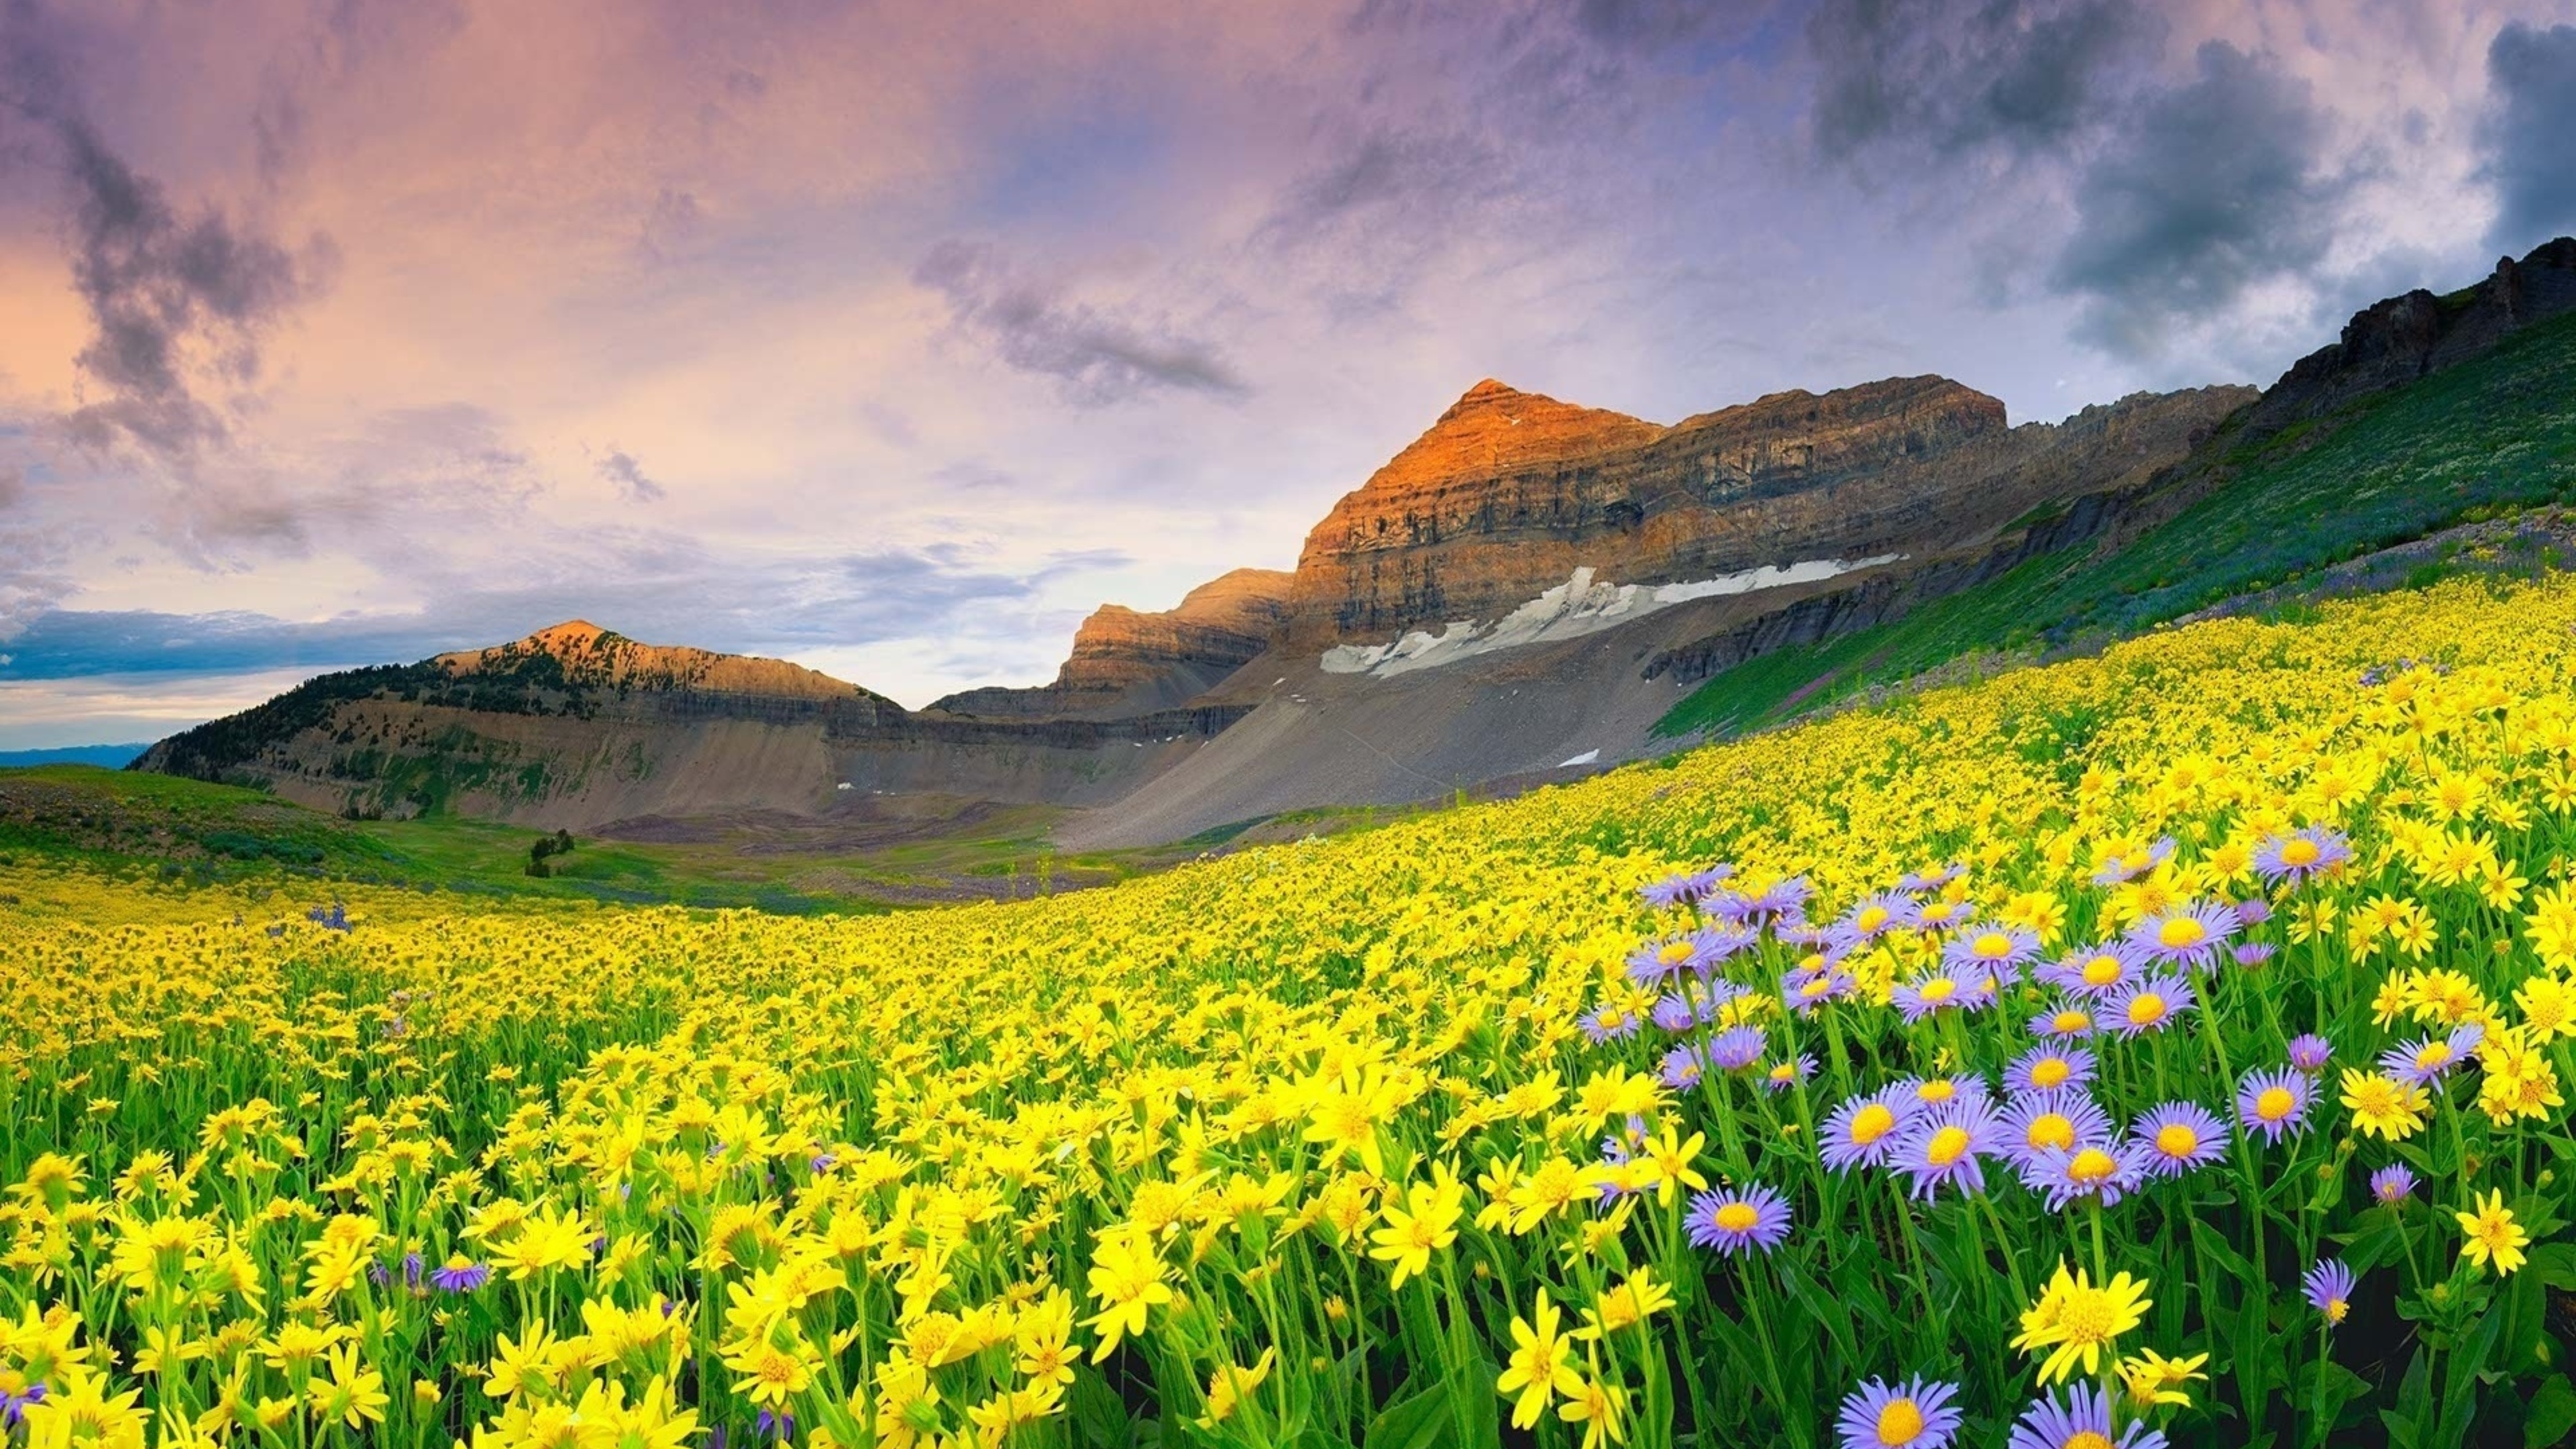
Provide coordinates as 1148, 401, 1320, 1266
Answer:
2006, 1382, 2167, 1449
2253, 826, 2353, 885
1843, 892, 1911, 939
2022, 1140, 2150, 1212
1892, 968, 1976, 1023
1890, 1099, 2002, 1201
809, 1152, 837, 1175
2232, 896, 2273, 928
2029, 1002, 2099, 1039
1904, 896, 1977, 932
1627, 932, 1715, 987
1746, 875, 1814, 922
2129, 900, 2240, 966
2131, 1102, 2228, 1177
756, 1409, 796, 1442
1684, 1183, 1793, 1255
2092, 837, 2176, 887
2231, 942, 2277, 969
1820, 1087, 1917, 1173
1640, 864, 1734, 909
1705, 1024, 1766, 1072
1654, 977, 1750, 1034
2371, 1163, 2419, 1205
2381, 1022, 2484, 1087
2236, 1068, 2314, 1144
1836, 1376, 1963, 1449
1999, 1091, 2113, 1170
429, 1256, 490, 1293
403, 1251, 424, 1292
1945, 925, 2043, 974
2, 1383, 50, 1430
1764, 1054, 1818, 1093
1778, 922, 1835, 947
2006, 1044, 2096, 1096
1895, 1075, 1992, 1114
2104, 974, 2195, 1036
2038, 941, 2146, 999
1658, 1043, 1710, 1090
2303, 1258, 2357, 1328
1895, 863, 1966, 894
1784, 966, 1858, 1016
2288, 1033, 2333, 1073
368, 1258, 390, 1288
1580, 1000, 1642, 1043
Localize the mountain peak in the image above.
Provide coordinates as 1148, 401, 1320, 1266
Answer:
1460, 377, 1520, 402
521, 620, 612, 651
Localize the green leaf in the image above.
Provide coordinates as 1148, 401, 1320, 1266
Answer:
2439, 1303, 2509, 1446
2527, 1242, 2576, 1292
2526, 1375, 2576, 1448
1362, 1381, 1464, 1449
1777, 1257, 1861, 1369
1072, 1364, 1134, 1448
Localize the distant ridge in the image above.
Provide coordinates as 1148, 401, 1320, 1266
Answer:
0, 743, 152, 769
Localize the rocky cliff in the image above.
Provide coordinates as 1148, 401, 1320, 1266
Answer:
2246, 237, 2576, 442
930, 568, 1294, 719
1283, 374, 2250, 645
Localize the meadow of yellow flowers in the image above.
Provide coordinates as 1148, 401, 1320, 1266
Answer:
10, 572, 2576, 1448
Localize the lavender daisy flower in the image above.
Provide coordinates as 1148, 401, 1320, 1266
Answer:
1685, 1183, 1793, 1255
2030, 1003, 2098, 1039
1627, 932, 1715, 987
1896, 1074, 1992, 1114
1765, 1055, 1817, 1093
2381, 1022, 2484, 1087
1893, 968, 1975, 1023
2231, 942, 2277, 969
1580, 1000, 1642, 1043
2303, 1259, 2356, 1328
2091, 837, 2176, 887
1657, 1043, 1711, 1090
1945, 925, 2043, 975
1705, 1024, 1766, 1072
2006, 1043, 2096, 1095
2252, 826, 2353, 885
2039, 940, 2146, 998
2288, 1033, 2333, 1073
2132, 1102, 2228, 1177
1895, 863, 1966, 894
2232, 896, 2273, 928
1778, 922, 1835, 947
1784, 967, 1858, 1015
1651, 994, 1698, 1033
1820, 1088, 1917, 1173
1746, 875, 1814, 922
2000, 1091, 2114, 1169
1837, 1376, 1963, 1449
2, 1384, 49, 1430
1843, 892, 1911, 939
2105, 974, 2195, 1036
2023, 1141, 2150, 1212
403, 1251, 424, 1292
1640, 864, 1734, 909
1904, 896, 1977, 932
2129, 900, 2239, 966
2006, 1382, 2167, 1449
429, 1256, 490, 1293
756, 1409, 796, 1442
2371, 1163, 2418, 1205
2236, 1068, 2313, 1144
1890, 1100, 2002, 1201
1655, 977, 1750, 1034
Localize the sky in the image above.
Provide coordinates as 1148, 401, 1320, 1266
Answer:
3, 0, 2575, 747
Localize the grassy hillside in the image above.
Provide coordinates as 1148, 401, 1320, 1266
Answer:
1659, 307, 2576, 739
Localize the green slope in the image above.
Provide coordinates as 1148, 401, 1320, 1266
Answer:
1659, 307, 2576, 739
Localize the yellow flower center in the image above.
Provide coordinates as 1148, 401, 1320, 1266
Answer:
1856, 906, 1890, 932
2051, 1010, 2092, 1033
2154, 1124, 2200, 1158
2157, 916, 2206, 949
2031, 1058, 2072, 1089
2325, 1298, 2348, 1324
2280, 837, 2320, 867
1917, 978, 1957, 1004
2068, 1148, 2118, 1183
1918, 1081, 1957, 1104
2127, 994, 2168, 1026
1714, 1203, 1760, 1233
1659, 941, 1693, 963
2067, 1433, 2115, 1449
2257, 1087, 2296, 1121
1972, 931, 2013, 959
2027, 1114, 2076, 1152
2057, 1290, 2119, 1342
1875, 1397, 1925, 1446
1924, 1126, 1971, 1167
1850, 1104, 1896, 1144
2082, 957, 2123, 987
2414, 1042, 2452, 1069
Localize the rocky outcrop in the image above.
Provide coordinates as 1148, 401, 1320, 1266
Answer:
931, 568, 1294, 719
1283, 374, 2250, 645
433, 621, 879, 704
2246, 236, 2576, 442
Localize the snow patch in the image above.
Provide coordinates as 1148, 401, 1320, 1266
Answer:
1558, 749, 1601, 767
1320, 557, 1900, 678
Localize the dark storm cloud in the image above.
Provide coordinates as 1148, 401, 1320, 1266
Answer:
2050, 40, 2355, 357
1, 0, 334, 464
595, 448, 665, 502
913, 239, 1249, 405
2477, 22, 2576, 252
1806, 0, 2163, 164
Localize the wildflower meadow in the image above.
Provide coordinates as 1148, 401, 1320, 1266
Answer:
13, 573, 2576, 1448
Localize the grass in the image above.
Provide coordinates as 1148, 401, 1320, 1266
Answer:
1659, 307, 2576, 739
